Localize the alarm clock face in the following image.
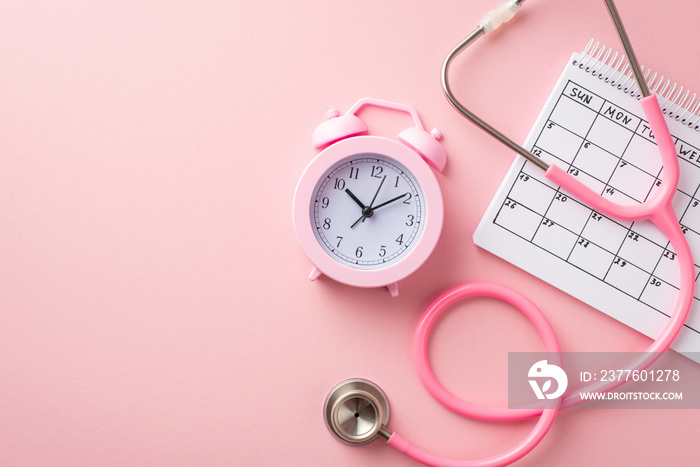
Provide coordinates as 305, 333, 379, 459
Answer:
311, 154, 425, 270
293, 135, 443, 289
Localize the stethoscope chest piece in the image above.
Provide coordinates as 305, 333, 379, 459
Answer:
323, 378, 390, 445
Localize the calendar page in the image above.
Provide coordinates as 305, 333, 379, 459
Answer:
474, 52, 700, 363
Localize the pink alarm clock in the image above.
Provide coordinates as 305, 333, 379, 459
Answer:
292, 98, 446, 296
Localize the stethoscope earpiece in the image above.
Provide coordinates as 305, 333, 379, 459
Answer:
323, 379, 391, 445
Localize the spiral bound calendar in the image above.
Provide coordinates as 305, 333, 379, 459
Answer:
474, 41, 700, 363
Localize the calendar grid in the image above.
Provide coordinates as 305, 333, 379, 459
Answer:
491, 79, 700, 335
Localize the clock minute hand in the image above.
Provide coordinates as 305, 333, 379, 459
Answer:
350, 192, 409, 229
372, 193, 408, 210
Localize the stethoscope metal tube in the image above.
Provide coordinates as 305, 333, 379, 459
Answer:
440, 26, 549, 172
441, 0, 655, 168
603, 0, 650, 97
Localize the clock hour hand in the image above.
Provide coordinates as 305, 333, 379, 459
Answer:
372, 193, 408, 210
347, 188, 374, 228
344, 189, 367, 209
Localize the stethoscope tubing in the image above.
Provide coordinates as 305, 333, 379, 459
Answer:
388, 283, 561, 467
546, 94, 694, 407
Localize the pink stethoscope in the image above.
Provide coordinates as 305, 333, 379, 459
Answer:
323, 1, 695, 465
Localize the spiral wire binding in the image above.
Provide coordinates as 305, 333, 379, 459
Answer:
575, 39, 700, 130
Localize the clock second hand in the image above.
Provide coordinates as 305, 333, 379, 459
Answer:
350, 175, 385, 228
368, 175, 386, 209
350, 214, 366, 229
349, 175, 385, 228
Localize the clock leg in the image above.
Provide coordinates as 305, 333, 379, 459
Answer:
308, 266, 323, 281
386, 282, 399, 297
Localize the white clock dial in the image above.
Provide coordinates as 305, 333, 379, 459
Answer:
311, 154, 426, 270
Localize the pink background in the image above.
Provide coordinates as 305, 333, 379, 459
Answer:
1, 0, 698, 465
